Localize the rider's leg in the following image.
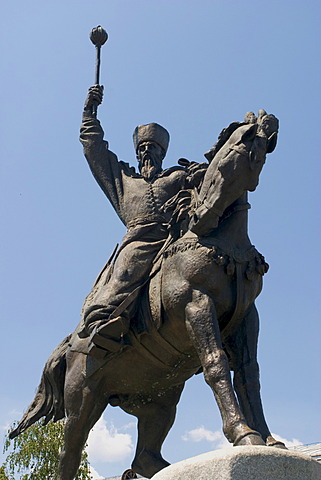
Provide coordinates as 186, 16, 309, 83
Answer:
122, 384, 184, 478
185, 288, 264, 446
82, 239, 164, 350
224, 304, 285, 448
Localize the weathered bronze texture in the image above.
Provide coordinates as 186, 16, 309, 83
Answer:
89, 26, 108, 117
121, 469, 138, 479
10, 31, 284, 480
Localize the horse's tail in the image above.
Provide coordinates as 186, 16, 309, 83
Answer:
9, 334, 71, 439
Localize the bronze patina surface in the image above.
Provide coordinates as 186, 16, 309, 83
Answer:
10, 28, 283, 480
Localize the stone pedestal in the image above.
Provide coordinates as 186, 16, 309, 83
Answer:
151, 446, 321, 480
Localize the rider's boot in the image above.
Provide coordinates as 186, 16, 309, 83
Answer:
87, 314, 130, 355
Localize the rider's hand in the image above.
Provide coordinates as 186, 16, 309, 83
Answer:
84, 85, 104, 111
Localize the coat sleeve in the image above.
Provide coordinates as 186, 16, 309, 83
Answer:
79, 113, 136, 223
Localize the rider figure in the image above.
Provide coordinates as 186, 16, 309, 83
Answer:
78, 85, 205, 353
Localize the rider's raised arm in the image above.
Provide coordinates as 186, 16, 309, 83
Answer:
80, 85, 118, 172
79, 86, 133, 221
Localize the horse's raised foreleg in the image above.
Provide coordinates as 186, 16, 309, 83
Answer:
122, 384, 184, 478
225, 304, 285, 448
58, 356, 108, 480
185, 289, 265, 446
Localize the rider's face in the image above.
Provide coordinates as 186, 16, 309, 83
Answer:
137, 141, 164, 179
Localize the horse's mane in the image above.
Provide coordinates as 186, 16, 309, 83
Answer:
204, 121, 245, 162
204, 111, 260, 162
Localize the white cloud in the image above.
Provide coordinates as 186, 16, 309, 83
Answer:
1, 410, 23, 432
89, 465, 104, 480
182, 426, 222, 443
0, 422, 10, 433
215, 434, 232, 449
86, 416, 134, 463
118, 421, 136, 432
182, 427, 303, 450
271, 433, 302, 448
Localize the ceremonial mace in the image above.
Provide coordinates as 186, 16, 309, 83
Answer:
90, 25, 108, 117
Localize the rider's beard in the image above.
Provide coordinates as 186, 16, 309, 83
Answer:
139, 154, 162, 181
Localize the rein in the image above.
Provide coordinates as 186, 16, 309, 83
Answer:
229, 144, 249, 157
219, 201, 251, 224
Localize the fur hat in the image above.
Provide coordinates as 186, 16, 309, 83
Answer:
133, 123, 170, 154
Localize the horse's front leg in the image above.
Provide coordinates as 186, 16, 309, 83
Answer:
185, 289, 265, 446
225, 304, 285, 448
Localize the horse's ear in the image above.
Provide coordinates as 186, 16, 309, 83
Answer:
267, 132, 278, 153
241, 124, 257, 143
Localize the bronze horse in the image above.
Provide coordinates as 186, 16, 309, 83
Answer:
10, 111, 283, 480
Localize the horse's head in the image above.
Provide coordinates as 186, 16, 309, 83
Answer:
256, 109, 279, 153
245, 110, 279, 190
190, 110, 279, 236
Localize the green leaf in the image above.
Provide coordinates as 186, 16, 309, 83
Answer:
3, 420, 92, 480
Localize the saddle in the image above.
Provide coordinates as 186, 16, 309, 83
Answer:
68, 249, 176, 376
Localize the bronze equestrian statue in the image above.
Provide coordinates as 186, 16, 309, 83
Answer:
78, 85, 207, 356
10, 84, 284, 480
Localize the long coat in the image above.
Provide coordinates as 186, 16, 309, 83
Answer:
78, 114, 201, 332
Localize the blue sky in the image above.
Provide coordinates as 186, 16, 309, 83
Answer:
1, 1, 320, 478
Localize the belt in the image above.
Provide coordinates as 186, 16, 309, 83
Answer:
126, 215, 168, 229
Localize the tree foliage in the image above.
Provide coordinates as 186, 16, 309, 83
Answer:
0, 465, 9, 480
1, 420, 92, 480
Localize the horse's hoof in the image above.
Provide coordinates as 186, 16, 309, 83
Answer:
121, 468, 137, 479
269, 442, 287, 449
266, 437, 287, 449
132, 450, 170, 478
234, 431, 265, 446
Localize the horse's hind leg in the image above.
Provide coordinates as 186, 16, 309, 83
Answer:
122, 383, 184, 478
185, 289, 265, 446
58, 362, 108, 480
225, 304, 285, 448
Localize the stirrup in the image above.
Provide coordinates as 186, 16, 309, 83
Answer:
96, 315, 130, 339
89, 329, 123, 353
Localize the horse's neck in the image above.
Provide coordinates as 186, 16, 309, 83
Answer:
214, 192, 251, 250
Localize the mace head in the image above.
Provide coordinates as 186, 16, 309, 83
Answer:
90, 26, 108, 47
